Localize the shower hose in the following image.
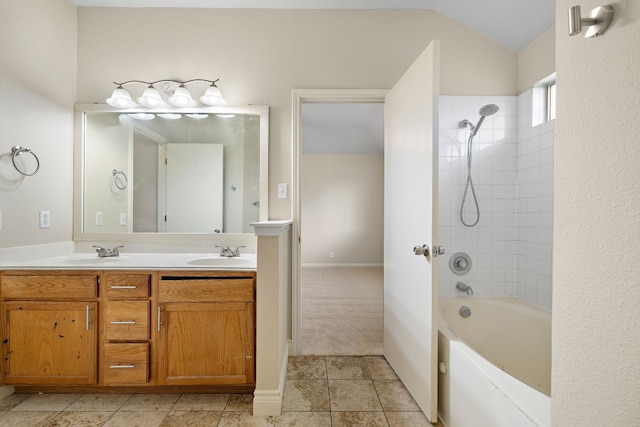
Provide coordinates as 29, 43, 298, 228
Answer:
460, 131, 480, 227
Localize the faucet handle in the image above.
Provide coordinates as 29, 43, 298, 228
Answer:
232, 245, 246, 256
111, 245, 124, 255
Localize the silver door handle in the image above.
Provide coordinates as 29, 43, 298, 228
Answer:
413, 244, 430, 257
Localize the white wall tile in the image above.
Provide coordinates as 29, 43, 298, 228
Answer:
439, 93, 554, 310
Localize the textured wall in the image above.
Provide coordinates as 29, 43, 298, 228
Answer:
554, 0, 640, 424
77, 8, 517, 221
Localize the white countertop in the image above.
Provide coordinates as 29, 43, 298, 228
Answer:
0, 252, 257, 271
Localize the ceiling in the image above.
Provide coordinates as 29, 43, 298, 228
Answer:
71, 0, 555, 53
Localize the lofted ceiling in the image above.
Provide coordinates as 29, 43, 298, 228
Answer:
72, 0, 556, 154
71, 0, 555, 53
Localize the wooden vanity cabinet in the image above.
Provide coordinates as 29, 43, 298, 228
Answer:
101, 272, 153, 386
157, 271, 256, 386
0, 271, 99, 385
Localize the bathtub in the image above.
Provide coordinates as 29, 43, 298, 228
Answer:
438, 297, 551, 427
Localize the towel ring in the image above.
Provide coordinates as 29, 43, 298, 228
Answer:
112, 169, 128, 190
11, 145, 40, 176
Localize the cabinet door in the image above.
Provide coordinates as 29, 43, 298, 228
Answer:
158, 302, 255, 385
2, 302, 97, 385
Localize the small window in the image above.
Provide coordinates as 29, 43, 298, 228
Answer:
546, 81, 556, 121
532, 72, 556, 127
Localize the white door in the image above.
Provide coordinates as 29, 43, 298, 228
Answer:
165, 143, 223, 232
384, 40, 440, 422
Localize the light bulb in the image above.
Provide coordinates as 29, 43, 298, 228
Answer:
200, 85, 226, 106
137, 86, 167, 108
168, 86, 196, 107
106, 87, 137, 108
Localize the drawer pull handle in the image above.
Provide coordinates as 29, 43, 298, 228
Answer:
110, 320, 137, 325
110, 285, 138, 289
109, 364, 136, 369
86, 305, 91, 330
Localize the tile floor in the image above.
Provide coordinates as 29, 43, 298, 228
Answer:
0, 356, 437, 426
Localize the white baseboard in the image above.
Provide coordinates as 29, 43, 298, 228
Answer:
253, 343, 289, 416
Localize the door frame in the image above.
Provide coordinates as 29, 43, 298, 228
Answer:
290, 89, 388, 355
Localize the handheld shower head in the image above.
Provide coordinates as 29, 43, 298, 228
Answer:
472, 104, 500, 136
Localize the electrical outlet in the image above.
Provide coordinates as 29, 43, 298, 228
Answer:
0, 211, 2, 230
329, 251, 334, 258
96, 212, 103, 226
39, 210, 50, 229
119, 213, 127, 226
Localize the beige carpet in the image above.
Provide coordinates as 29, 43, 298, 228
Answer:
300, 267, 383, 356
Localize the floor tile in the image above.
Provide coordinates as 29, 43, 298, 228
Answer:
385, 411, 435, 426
365, 356, 398, 379
66, 393, 131, 412
11, 393, 81, 412
286, 356, 327, 380
0, 411, 58, 427
0, 393, 30, 411
102, 411, 168, 427
172, 393, 229, 411
119, 394, 179, 412
374, 379, 421, 411
160, 410, 222, 426
326, 356, 371, 379
47, 411, 113, 426
328, 380, 383, 412
225, 393, 254, 411
276, 412, 332, 426
331, 411, 389, 426
217, 411, 278, 427
282, 380, 330, 412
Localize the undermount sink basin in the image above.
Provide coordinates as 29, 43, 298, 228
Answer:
187, 257, 253, 266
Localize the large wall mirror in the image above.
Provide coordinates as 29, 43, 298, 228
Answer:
73, 104, 268, 242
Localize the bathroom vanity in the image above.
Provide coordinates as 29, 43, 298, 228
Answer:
0, 255, 256, 393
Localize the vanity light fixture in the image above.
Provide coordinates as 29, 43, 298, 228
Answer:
106, 79, 226, 109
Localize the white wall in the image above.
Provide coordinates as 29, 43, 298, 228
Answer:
554, 1, 640, 424
301, 154, 383, 265
76, 8, 518, 223
0, 0, 77, 249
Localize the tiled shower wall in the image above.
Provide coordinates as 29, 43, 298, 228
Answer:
438, 93, 554, 311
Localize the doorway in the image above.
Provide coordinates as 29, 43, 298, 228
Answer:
291, 90, 387, 356
299, 102, 384, 355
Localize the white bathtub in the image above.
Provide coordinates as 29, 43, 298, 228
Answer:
438, 297, 551, 427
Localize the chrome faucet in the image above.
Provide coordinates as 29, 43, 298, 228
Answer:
456, 281, 474, 295
215, 245, 245, 257
93, 245, 123, 258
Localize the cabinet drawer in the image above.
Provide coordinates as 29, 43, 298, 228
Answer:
159, 278, 254, 302
1, 274, 98, 299
105, 301, 150, 340
104, 343, 149, 385
105, 273, 151, 298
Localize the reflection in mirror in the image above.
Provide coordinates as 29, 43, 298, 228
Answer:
75, 105, 268, 238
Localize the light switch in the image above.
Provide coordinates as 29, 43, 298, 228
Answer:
278, 183, 288, 199
119, 213, 127, 226
96, 212, 103, 226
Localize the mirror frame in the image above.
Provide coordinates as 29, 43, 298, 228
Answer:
73, 104, 269, 244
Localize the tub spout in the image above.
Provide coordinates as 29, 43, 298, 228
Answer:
456, 281, 474, 295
